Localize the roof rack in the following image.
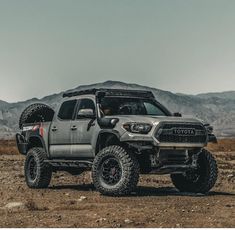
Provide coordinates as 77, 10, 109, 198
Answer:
63, 88, 154, 99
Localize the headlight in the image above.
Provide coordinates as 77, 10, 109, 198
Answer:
123, 123, 152, 134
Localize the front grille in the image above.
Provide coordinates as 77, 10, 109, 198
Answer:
155, 123, 207, 144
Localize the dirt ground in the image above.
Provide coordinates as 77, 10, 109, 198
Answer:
0, 139, 234, 228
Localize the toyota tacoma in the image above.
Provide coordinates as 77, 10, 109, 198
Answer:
16, 88, 218, 196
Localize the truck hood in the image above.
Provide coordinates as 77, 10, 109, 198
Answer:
109, 115, 203, 125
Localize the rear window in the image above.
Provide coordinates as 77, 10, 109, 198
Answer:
58, 100, 77, 120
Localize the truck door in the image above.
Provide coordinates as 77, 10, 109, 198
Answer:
49, 99, 77, 158
70, 98, 96, 157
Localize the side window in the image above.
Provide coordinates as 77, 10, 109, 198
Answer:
77, 99, 95, 118
58, 100, 77, 120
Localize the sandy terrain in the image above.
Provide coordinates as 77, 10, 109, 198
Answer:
0, 139, 234, 227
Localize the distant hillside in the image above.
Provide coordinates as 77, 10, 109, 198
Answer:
197, 91, 235, 100
0, 80, 234, 139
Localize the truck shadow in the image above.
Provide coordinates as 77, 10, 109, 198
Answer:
134, 186, 235, 197
49, 184, 235, 197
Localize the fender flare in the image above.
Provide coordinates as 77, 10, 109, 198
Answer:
27, 135, 48, 156
95, 130, 121, 153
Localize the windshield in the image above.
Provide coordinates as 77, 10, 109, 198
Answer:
100, 97, 168, 116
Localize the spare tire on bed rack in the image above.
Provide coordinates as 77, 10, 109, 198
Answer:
19, 103, 55, 129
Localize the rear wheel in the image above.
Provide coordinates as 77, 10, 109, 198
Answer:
25, 147, 52, 188
92, 145, 140, 196
171, 149, 218, 194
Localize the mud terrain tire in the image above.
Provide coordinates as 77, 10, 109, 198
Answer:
25, 147, 52, 188
92, 145, 140, 196
171, 149, 218, 194
19, 103, 54, 129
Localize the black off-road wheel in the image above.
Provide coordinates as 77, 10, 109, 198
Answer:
171, 149, 218, 194
19, 103, 54, 129
92, 145, 140, 196
25, 147, 52, 188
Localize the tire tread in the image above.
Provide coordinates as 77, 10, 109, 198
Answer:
19, 103, 54, 129
25, 147, 52, 188
92, 145, 139, 196
171, 149, 218, 194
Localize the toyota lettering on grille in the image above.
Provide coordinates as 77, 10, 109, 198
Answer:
172, 128, 196, 136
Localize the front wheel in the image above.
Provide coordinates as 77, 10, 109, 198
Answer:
171, 149, 218, 194
92, 145, 140, 196
25, 147, 52, 188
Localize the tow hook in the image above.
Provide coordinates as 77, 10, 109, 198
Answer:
150, 153, 160, 167
192, 153, 200, 168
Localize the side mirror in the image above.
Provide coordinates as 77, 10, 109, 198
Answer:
97, 117, 119, 128
77, 109, 95, 119
173, 112, 182, 117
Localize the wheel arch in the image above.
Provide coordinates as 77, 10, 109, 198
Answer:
27, 135, 48, 155
95, 130, 121, 154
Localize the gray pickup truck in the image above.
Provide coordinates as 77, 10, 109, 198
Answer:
16, 88, 218, 196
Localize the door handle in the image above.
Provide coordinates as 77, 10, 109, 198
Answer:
51, 126, 58, 131
71, 125, 77, 131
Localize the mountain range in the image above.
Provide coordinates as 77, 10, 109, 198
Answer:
0, 80, 234, 139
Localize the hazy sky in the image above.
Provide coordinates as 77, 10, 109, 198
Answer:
0, 0, 235, 102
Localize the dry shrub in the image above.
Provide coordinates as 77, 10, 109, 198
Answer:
0, 139, 19, 155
